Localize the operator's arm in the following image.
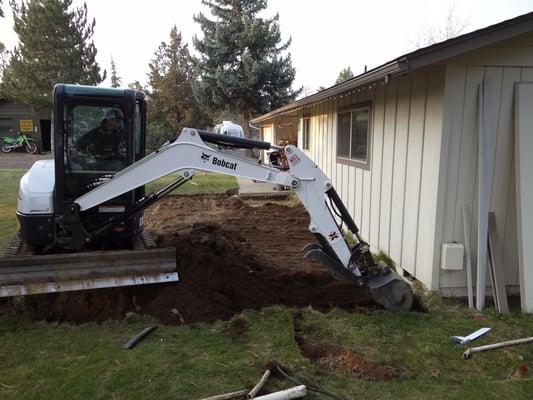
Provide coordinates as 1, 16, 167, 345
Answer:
76, 127, 97, 151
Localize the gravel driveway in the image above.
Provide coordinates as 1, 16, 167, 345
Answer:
0, 152, 53, 169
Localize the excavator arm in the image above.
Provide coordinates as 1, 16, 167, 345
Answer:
58, 128, 413, 311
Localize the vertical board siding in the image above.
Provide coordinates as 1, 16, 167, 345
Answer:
402, 73, 429, 277
369, 86, 386, 247
439, 66, 468, 288
379, 83, 399, 253
438, 63, 533, 289
416, 69, 445, 288
390, 78, 412, 265
290, 68, 444, 289
262, 39, 533, 293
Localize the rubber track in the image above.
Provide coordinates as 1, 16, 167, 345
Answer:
1, 230, 156, 258
1, 235, 34, 258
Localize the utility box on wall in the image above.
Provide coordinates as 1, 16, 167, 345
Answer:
441, 243, 464, 270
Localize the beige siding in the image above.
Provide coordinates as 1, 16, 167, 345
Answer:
262, 124, 274, 144
437, 31, 533, 292
438, 64, 533, 291
515, 82, 533, 311
259, 33, 533, 294
297, 67, 445, 289
261, 124, 274, 163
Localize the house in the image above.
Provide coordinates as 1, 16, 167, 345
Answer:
0, 98, 52, 152
251, 12, 533, 311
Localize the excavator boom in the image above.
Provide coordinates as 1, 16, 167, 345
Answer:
54, 128, 413, 311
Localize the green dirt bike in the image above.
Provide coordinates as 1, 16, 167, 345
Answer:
1, 133, 38, 154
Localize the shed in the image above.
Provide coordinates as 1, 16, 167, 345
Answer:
0, 98, 51, 152
251, 12, 533, 312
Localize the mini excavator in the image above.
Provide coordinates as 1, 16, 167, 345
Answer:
0, 84, 413, 312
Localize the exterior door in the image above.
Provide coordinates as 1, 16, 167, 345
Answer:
0, 118, 13, 137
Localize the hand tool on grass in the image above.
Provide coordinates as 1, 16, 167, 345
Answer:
463, 336, 533, 359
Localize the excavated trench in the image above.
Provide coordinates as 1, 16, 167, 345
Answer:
12, 195, 380, 324
292, 311, 402, 381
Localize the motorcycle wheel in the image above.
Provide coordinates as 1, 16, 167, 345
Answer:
26, 142, 38, 154
1, 144, 12, 153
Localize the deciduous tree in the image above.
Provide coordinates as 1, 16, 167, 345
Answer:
411, 3, 470, 48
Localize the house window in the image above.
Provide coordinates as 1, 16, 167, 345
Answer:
301, 117, 310, 150
336, 105, 370, 166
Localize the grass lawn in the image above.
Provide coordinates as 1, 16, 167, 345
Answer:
0, 169, 27, 249
0, 169, 237, 249
0, 299, 532, 399
145, 172, 238, 195
1, 170, 532, 399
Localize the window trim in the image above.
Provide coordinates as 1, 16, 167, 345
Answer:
301, 116, 310, 151
336, 101, 372, 170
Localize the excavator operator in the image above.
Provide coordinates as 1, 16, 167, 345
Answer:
76, 109, 127, 170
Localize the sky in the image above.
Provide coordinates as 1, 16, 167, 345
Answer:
1, 0, 532, 95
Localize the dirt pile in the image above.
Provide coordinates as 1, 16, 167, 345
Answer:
20, 195, 376, 324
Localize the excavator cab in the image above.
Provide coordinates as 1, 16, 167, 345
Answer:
53, 84, 147, 248
5, 85, 177, 297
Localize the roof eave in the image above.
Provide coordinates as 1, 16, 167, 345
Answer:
251, 60, 407, 123
251, 11, 533, 124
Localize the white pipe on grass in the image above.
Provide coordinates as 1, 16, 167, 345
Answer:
254, 385, 307, 400
248, 369, 271, 399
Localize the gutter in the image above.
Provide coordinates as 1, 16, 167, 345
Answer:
251, 59, 408, 123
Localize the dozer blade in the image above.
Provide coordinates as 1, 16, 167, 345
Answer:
367, 268, 413, 312
0, 247, 178, 297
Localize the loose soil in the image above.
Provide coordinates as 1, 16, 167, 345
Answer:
297, 339, 400, 380
292, 311, 400, 380
15, 195, 377, 324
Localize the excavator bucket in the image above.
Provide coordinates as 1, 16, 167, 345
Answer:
367, 268, 413, 312
0, 235, 178, 297
304, 244, 413, 312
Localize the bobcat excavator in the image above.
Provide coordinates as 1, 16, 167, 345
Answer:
0, 84, 413, 312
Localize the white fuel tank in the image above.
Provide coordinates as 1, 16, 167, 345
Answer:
214, 120, 245, 138
17, 159, 55, 215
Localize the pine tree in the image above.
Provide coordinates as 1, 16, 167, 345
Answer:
335, 67, 354, 84
128, 81, 144, 91
0, 1, 5, 65
193, 0, 300, 137
147, 26, 210, 150
110, 56, 121, 88
1, 0, 105, 111
0, 42, 8, 75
